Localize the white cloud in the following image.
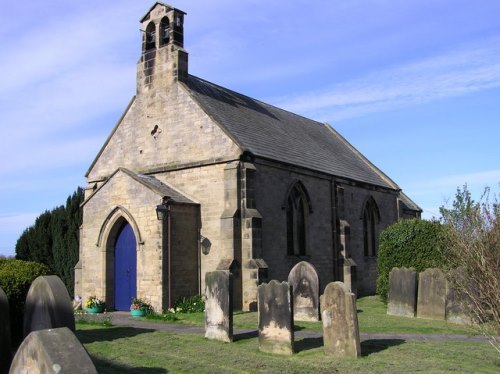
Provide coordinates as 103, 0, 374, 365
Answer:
270, 38, 500, 122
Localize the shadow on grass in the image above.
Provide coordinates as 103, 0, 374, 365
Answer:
76, 327, 156, 344
294, 325, 305, 331
295, 337, 323, 352
91, 355, 167, 374
233, 330, 258, 341
361, 339, 405, 356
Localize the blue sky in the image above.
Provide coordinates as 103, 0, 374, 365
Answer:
1, 0, 499, 257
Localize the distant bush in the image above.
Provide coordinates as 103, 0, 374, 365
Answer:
376, 218, 448, 302
0, 259, 51, 346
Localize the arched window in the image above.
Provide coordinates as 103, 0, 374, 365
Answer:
159, 17, 170, 46
145, 22, 156, 50
285, 182, 311, 256
362, 197, 380, 257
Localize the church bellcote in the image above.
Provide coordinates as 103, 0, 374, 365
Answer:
138, 2, 188, 92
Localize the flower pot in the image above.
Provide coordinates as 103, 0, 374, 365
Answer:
86, 306, 103, 314
130, 309, 146, 317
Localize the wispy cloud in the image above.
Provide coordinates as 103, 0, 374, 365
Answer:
271, 38, 500, 122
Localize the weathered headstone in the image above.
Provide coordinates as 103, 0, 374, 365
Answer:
257, 280, 294, 355
205, 270, 233, 342
417, 268, 446, 320
320, 281, 361, 357
387, 267, 417, 317
10, 327, 97, 374
287, 261, 319, 322
446, 269, 473, 324
0, 287, 12, 374
23, 275, 75, 337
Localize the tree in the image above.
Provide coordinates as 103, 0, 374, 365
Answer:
440, 184, 500, 352
15, 187, 83, 296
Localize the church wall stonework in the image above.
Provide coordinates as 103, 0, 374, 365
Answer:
156, 163, 233, 296
254, 160, 399, 296
80, 171, 165, 311
87, 83, 241, 182
341, 183, 398, 295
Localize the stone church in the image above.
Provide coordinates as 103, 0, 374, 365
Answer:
75, 2, 421, 312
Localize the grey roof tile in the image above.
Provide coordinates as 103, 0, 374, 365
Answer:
184, 75, 397, 189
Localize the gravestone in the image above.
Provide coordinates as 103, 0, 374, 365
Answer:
417, 268, 446, 320
23, 275, 75, 337
387, 267, 417, 317
10, 327, 97, 373
0, 287, 12, 374
287, 261, 319, 322
205, 270, 233, 342
257, 280, 294, 355
320, 281, 361, 357
446, 269, 472, 324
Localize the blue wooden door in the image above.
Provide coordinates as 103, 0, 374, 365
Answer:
114, 223, 137, 311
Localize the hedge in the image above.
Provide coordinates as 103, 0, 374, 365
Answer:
376, 218, 449, 302
0, 258, 51, 346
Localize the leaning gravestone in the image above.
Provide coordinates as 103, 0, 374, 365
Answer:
257, 280, 294, 355
321, 281, 361, 357
417, 268, 446, 320
387, 267, 417, 317
23, 275, 75, 337
0, 287, 12, 374
287, 261, 319, 322
205, 270, 233, 342
10, 327, 97, 374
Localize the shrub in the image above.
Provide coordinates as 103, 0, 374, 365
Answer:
0, 259, 51, 346
440, 185, 499, 352
173, 295, 205, 313
376, 218, 448, 302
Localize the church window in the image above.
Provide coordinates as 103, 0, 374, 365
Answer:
145, 22, 156, 50
160, 17, 170, 46
286, 182, 310, 256
362, 197, 380, 257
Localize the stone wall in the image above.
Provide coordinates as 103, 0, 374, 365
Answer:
254, 160, 399, 296
86, 81, 241, 182
80, 170, 165, 311
157, 163, 231, 297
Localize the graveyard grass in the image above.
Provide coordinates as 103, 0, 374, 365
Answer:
76, 297, 499, 373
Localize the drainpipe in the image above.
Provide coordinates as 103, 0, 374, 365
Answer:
167, 203, 172, 309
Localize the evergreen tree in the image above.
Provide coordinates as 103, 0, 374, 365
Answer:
14, 187, 83, 296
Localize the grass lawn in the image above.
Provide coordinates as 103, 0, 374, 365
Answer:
76, 296, 499, 373
144, 296, 477, 335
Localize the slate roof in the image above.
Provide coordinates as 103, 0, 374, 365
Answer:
184, 75, 398, 190
127, 170, 197, 205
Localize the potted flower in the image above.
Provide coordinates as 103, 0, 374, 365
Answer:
130, 298, 153, 317
85, 296, 105, 314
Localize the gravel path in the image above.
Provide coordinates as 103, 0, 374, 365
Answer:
108, 311, 490, 343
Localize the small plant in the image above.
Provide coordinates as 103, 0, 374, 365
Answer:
75, 310, 113, 326
172, 295, 205, 313
130, 298, 154, 314
85, 296, 105, 309
146, 310, 178, 322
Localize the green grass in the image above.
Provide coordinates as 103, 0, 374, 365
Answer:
75, 296, 496, 372
142, 296, 476, 336
76, 325, 499, 373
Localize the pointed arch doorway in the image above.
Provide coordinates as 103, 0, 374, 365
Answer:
114, 223, 137, 310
